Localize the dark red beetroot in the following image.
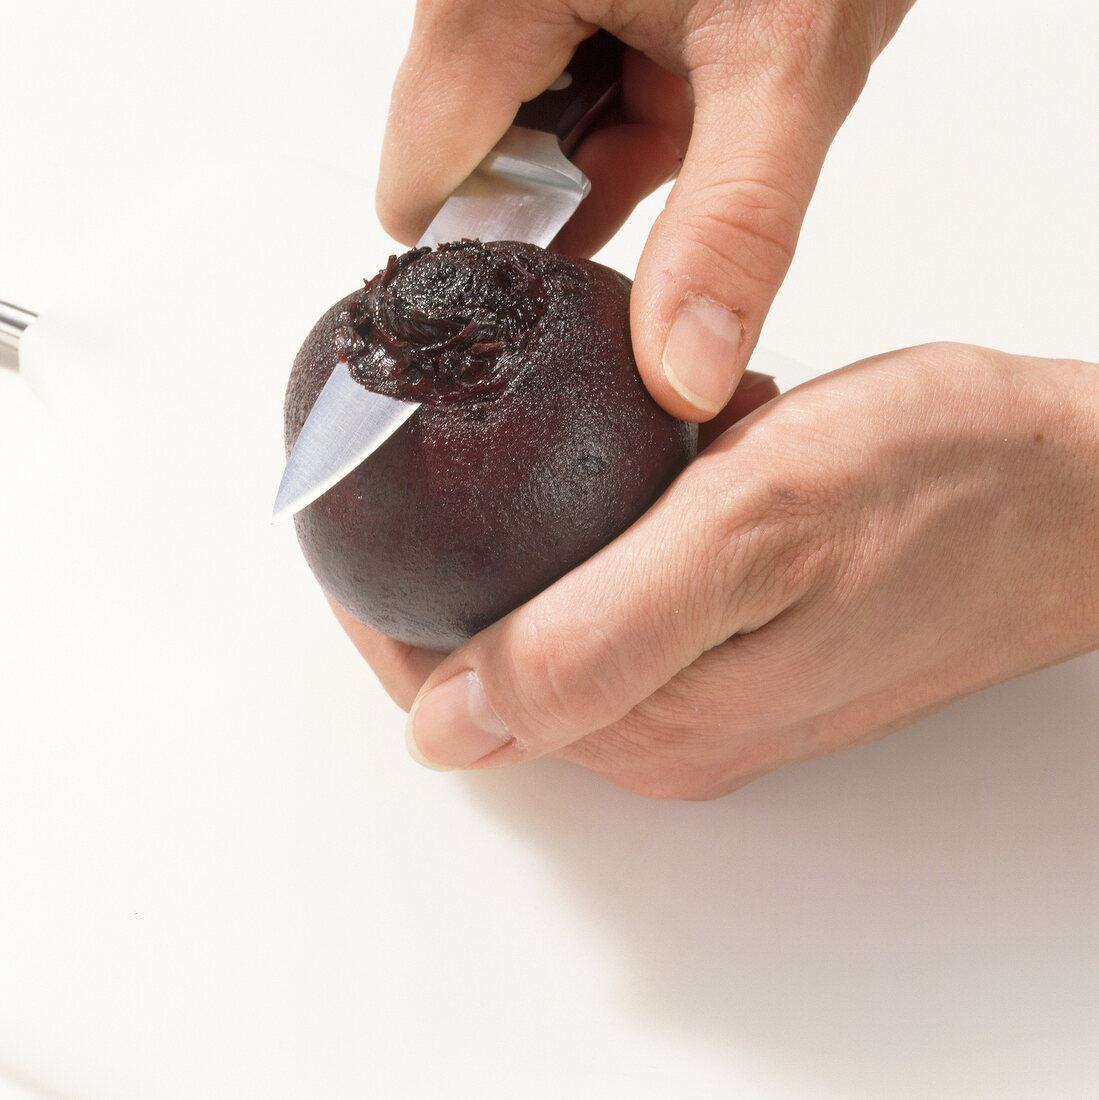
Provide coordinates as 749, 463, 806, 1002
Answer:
284, 240, 697, 651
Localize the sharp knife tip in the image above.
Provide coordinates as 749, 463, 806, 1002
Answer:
271, 475, 303, 525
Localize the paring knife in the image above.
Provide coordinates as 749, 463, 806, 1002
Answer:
272, 30, 624, 523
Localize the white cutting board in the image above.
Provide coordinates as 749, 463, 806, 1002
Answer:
1, 2, 1097, 1098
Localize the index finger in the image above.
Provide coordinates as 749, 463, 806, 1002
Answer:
377, 1, 590, 244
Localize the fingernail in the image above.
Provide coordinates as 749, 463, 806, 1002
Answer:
406, 671, 511, 770
661, 296, 743, 416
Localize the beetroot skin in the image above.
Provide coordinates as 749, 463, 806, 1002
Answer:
284, 240, 697, 651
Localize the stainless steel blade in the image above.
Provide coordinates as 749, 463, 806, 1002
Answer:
272, 128, 592, 522
271, 369, 418, 524
419, 127, 590, 249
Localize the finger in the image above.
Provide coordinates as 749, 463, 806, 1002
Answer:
377, 2, 589, 244
551, 51, 692, 258
404, 427, 820, 770
553, 616, 828, 800
327, 599, 445, 709
629, 20, 863, 422
631, 100, 831, 421
617, 49, 693, 156
550, 122, 681, 259
558, 627, 967, 801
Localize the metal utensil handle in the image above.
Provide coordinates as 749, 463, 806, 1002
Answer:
513, 30, 624, 154
0, 300, 37, 352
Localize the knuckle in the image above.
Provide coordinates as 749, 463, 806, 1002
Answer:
497, 601, 627, 739
581, 0, 642, 31
691, 457, 839, 633
670, 171, 802, 308
739, 0, 878, 108
748, 2, 843, 64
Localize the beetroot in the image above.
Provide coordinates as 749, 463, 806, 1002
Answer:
284, 240, 696, 651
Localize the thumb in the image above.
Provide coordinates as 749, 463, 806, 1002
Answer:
631, 74, 843, 421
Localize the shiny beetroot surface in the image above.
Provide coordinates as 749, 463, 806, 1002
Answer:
284, 240, 697, 651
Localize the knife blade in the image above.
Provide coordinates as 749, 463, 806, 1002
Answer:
272, 31, 624, 523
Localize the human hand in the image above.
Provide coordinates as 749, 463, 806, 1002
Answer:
338, 344, 1099, 799
378, 0, 914, 421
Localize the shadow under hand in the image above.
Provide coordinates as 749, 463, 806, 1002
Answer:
457, 654, 1099, 1098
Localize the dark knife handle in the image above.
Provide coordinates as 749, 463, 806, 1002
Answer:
513, 30, 625, 155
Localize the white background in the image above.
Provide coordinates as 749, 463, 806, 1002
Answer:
1, 1, 1097, 1097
